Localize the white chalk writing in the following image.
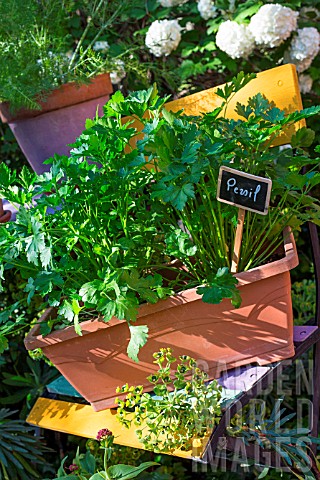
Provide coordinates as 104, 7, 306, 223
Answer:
226, 178, 261, 202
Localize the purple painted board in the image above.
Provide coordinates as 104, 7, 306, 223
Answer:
8, 95, 109, 175
293, 325, 318, 342
218, 365, 270, 391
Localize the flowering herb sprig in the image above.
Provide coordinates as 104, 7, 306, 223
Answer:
116, 347, 223, 453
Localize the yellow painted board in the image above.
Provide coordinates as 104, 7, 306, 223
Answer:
166, 64, 303, 120
124, 64, 305, 151
27, 398, 206, 459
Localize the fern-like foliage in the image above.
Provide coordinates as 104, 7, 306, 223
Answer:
0, 1, 68, 111
0, 0, 129, 112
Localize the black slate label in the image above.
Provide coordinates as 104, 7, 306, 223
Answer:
217, 166, 272, 215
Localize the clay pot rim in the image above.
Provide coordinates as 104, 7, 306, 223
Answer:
0, 73, 113, 123
24, 227, 298, 349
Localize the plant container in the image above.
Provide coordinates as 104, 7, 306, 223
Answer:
24, 229, 298, 412
0, 74, 113, 174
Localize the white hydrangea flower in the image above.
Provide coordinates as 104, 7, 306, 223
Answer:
110, 59, 126, 84
248, 4, 298, 48
145, 19, 182, 57
93, 40, 110, 52
185, 21, 195, 31
216, 20, 255, 59
197, 0, 217, 20
284, 27, 320, 73
158, 0, 189, 6
299, 74, 313, 94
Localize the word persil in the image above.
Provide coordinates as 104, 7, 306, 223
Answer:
226, 177, 261, 202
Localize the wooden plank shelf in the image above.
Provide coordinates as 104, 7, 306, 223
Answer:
27, 397, 196, 459
27, 325, 320, 462
27, 363, 272, 459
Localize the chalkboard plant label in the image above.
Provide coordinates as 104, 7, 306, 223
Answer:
217, 166, 272, 215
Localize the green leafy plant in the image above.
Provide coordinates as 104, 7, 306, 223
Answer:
0, 123, 28, 171
292, 279, 316, 325
116, 347, 222, 452
50, 428, 158, 480
227, 399, 320, 480
0, 268, 43, 354
0, 76, 319, 360
0, 0, 135, 111
0, 355, 58, 414
0, 408, 52, 479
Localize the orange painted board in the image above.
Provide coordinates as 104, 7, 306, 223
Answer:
27, 398, 203, 459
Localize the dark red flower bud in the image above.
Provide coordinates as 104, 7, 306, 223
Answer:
96, 428, 113, 441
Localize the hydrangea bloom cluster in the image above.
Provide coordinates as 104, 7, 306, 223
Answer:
216, 21, 254, 59
145, 19, 182, 56
299, 74, 313, 94
185, 21, 194, 31
248, 4, 298, 48
109, 59, 126, 84
197, 0, 217, 20
284, 27, 320, 72
158, 0, 189, 6
93, 40, 110, 52
151, 1, 320, 74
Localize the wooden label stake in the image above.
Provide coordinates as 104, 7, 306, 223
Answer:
231, 208, 245, 273
217, 166, 272, 274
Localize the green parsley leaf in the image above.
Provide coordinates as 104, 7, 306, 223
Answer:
127, 325, 149, 363
196, 268, 241, 308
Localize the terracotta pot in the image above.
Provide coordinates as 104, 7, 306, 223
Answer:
24, 229, 298, 412
0, 74, 113, 174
